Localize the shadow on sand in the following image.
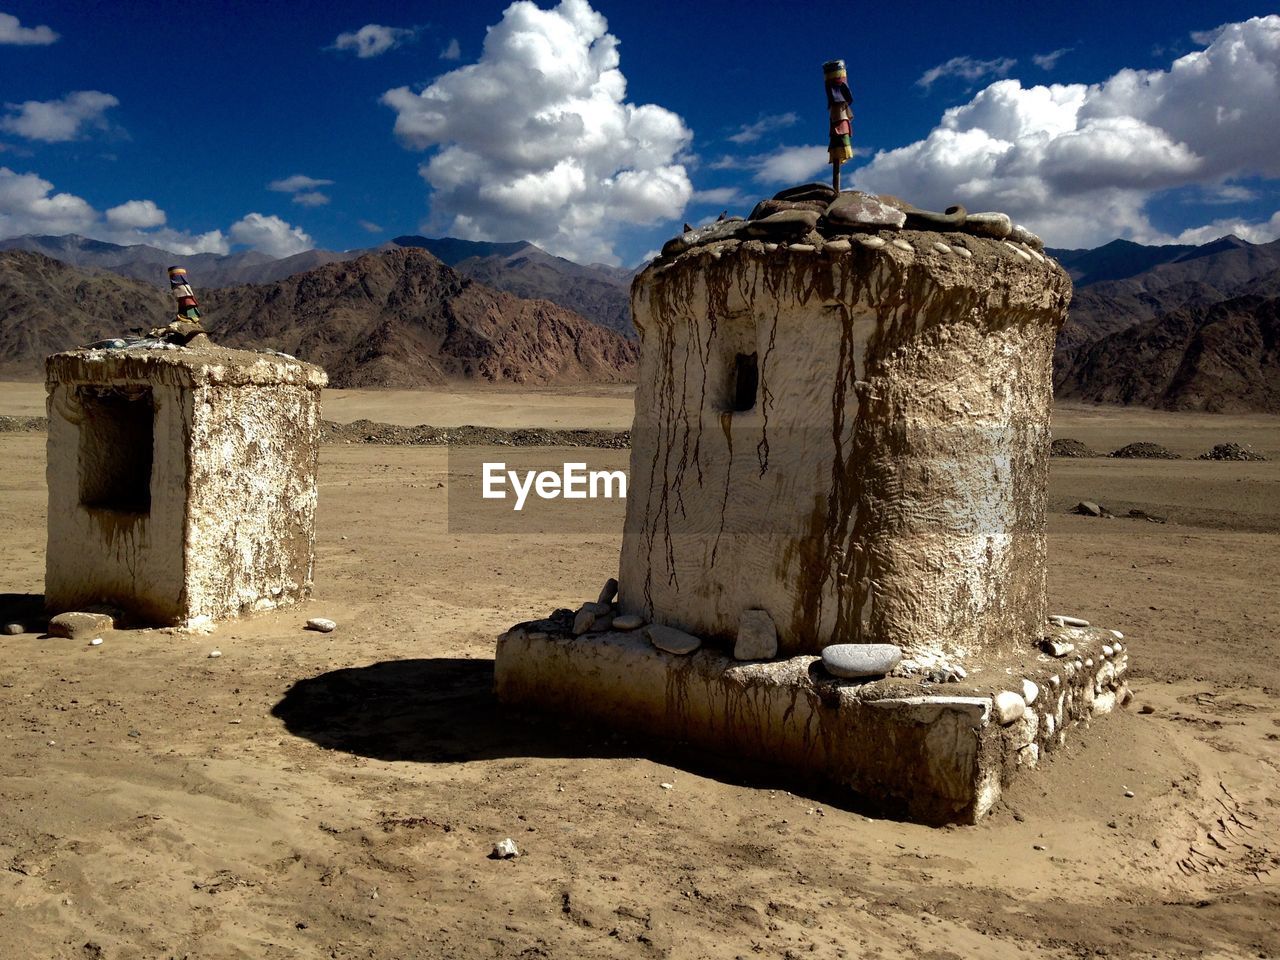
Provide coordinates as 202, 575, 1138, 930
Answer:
270, 656, 889, 815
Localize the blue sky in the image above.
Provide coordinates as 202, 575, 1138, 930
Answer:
1, 1, 1278, 265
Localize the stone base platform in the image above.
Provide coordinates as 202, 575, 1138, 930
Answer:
495, 617, 1131, 825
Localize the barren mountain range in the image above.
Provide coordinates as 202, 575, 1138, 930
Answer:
1050, 235, 1280, 411
0, 233, 635, 338
2, 228, 1278, 408
0, 247, 636, 387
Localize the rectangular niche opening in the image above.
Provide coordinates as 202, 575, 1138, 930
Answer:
77, 385, 154, 513
731, 351, 759, 413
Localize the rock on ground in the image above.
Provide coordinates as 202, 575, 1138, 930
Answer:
733, 609, 777, 661
48, 611, 114, 639
646, 623, 701, 655
821, 644, 902, 679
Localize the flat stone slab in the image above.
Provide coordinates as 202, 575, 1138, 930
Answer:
496, 622, 1132, 825
821, 643, 902, 678
823, 192, 907, 232
647, 623, 701, 655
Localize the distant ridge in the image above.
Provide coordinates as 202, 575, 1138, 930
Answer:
391, 235, 636, 339
0, 234, 356, 288
0, 232, 637, 339
0, 247, 637, 387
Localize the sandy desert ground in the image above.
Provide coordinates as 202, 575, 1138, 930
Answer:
0, 382, 1277, 959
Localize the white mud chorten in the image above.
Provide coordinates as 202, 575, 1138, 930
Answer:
497, 184, 1133, 823
45, 343, 326, 626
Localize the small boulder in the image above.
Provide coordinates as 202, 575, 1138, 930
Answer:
489, 838, 520, 860
821, 192, 907, 232
743, 209, 820, 241
48, 611, 114, 640
821, 643, 902, 679
734, 609, 777, 661
1021, 679, 1039, 705
2, 623, 23, 636
612, 613, 644, 631
571, 602, 610, 635
1041, 638, 1075, 657
902, 203, 966, 230
962, 211, 1013, 239
597, 578, 619, 605
1010, 224, 1044, 250
305, 617, 337, 633
1074, 500, 1103, 517
647, 623, 701, 655
749, 198, 830, 220
993, 691, 1027, 725
660, 219, 748, 258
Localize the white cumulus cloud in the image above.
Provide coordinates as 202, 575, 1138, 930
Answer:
0, 12, 58, 45
0, 166, 96, 235
106, 199, 165, 229
1172, 209, 1280, 245
229, 213, 313, 258
332, 24, 417, 59
0, 166, 327, 257
1, 90, 119, 142
291, 191, 329, 207
380, 0, 692, 265
855, 15, 1280, 247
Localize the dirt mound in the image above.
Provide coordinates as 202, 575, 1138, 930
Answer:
1198, 442, 1267, 461
1109, 441, 1180, 459
1051, 438, 1097, 457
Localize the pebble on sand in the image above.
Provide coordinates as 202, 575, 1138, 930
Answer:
305, 617, 337, 633
208, 650, 222, 659
490, 838, 520, 859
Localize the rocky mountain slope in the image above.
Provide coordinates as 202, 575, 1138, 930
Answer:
391, 236, 635, 338
0, 233, 638, 339
1051, 236, 1280, 352
0, 250, 170, 377
0, 247, 637, 386
1050, 235, 1280, 410
1055, 293, 1280, 412
202, 247, 636, 387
